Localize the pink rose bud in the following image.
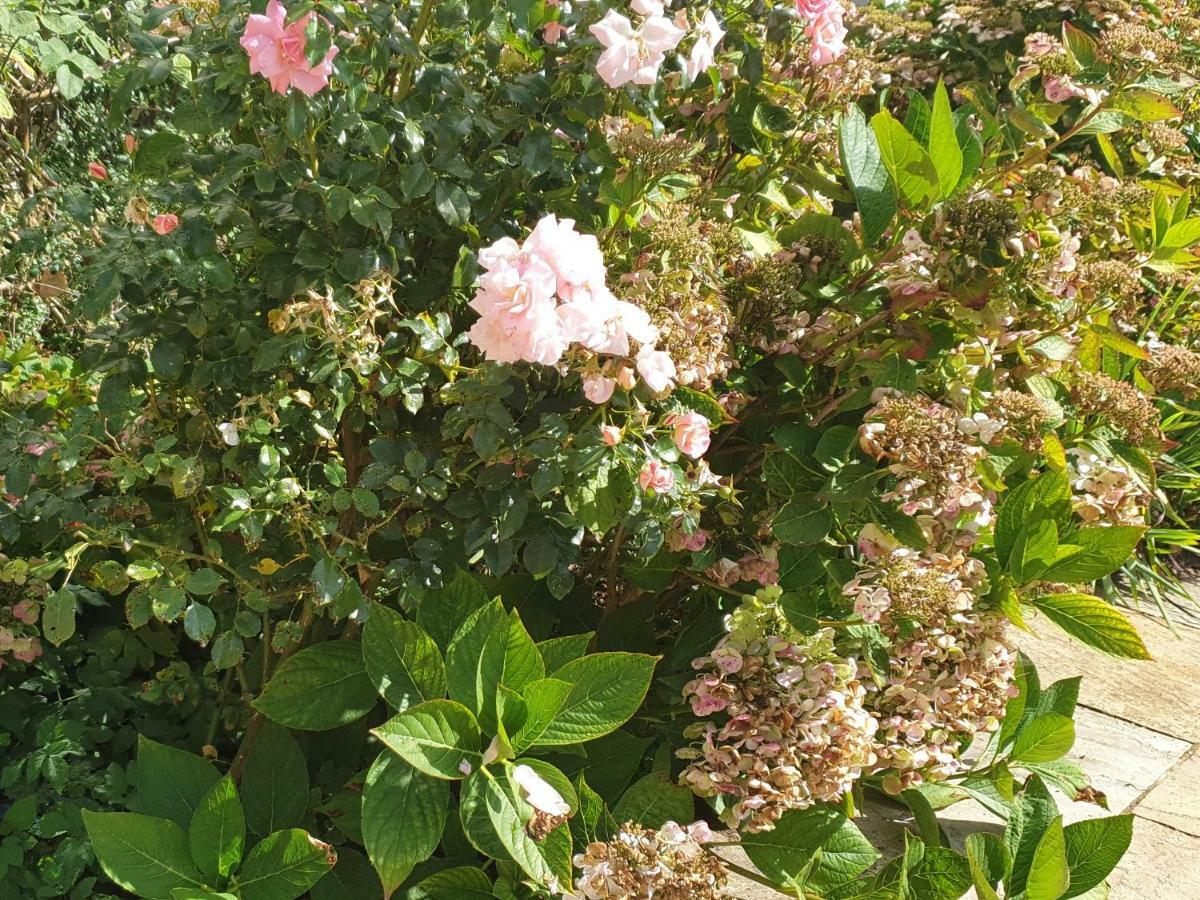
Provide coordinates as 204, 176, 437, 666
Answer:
615, 364, 637, 391
667, 411, 711, 458
583, 375, 616, 404
124, 134, 138, 153
600, 425, 622, 446
88, 162, 108, 180
152, 213, 180, 235
639, 459, 675, 493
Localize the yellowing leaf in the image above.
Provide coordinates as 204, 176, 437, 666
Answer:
253, 558, 281, 576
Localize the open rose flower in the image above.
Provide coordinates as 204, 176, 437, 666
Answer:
637, 346, 677, 393
241, 0, 339, 96
583, 375, 616, 404
805, 0, 847, 66
639, 459, 676, 492
667, 411, 711, 458
589, 9, 685, 88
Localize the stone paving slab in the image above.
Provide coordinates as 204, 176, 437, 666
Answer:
1017, 608, 1200, 743
1107, 814, 1200, 898
1135, 748, 1200, 838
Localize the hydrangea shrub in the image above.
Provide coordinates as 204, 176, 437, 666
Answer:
4, 0, 1200, 897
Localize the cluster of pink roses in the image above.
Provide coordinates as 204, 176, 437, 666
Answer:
241, 0, 339, 97
589, 1, 726, 88
796, 0, 849, 67
467, 215, 678, 394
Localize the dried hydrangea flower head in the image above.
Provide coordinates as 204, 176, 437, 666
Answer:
983, 389, 1051, 451
859, 393, 992, 543
679, 588, 877, 832
569, 820, 727, 900
866, 609, 1018, 792
842, 548, 980, 626
1144, 342, 1200, 398
1068, 369, 1160, 444
1068, 448, 1151, 527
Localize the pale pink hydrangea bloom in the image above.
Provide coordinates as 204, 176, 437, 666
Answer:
589, 9, 685, 88
805, 1, 848, 67
683, 11, 725, 81
639, 459, 675, 492
667, 411, 711, 458
668, 524, 709, 553
11, 601, 38, 625
241, 0, 339, 97
1044, 74, 1085, 103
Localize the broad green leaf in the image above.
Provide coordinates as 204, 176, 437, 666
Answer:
511, 678, 573, 753
906, 844, 974, 899
995, 472, 1072, 566
1062, 815, 1133, 898
870, 109, 939, 209
190, 776, 245, 879
363, 605, 446, 711
741, 806, 878, 891
241, 722, 309, 836
446, 601, 543, 732
416, 567, 490, 650
929, 80, 963, 199
310, 848, 382, 900
253, 642, 377, 731
839, 105, 896, 243
533, 652, 657, 746
537, 633, 594, 673
966, 832, 1008, 900
82, 810, 205, 899
235, 829, 335, 900
361, 753, 447, 898
458, 768, 572, 889
773, 503, 833, 544
1111, 89, 1182, 122
1012, 713, 1076, 764
1026, 817, 1069, 900
405, 866, 494, 899
612, 772, 695, 829
1004, 775, 1059, 895
1037, 526, 1145, 584
372, 699, 482, 779
1032, 593, 1151, 659
133, 736, 220, 828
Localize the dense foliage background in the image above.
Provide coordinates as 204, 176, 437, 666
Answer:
4, 0, 1200, 897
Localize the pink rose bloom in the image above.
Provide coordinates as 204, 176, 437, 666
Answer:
240, 0, 339, 97
124, 133, 138, 153
152, 213, 180, 235
1044, 75, 1084, 103
795, 0, 832, 16
468, 257, 568, 364
600, 425, 622, 446
631, 0, 664, 15
639, 459, 675, 493
583, 375, 616, 404
805, 1, 847, 67
559, 295, 657, 356
684, 10, 725, 81
667, 411, 711, 458
636, 346, 676, 394
525, 214, 608, 301
11, 601, 38, 625
88, 162, 108, 180
590, 9, 685, 88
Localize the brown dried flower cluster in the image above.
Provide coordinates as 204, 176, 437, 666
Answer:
984, 389, 1051, 450
1145, 342, 1200, 398
1069, 369, 1160, 443
569, 821, 728, 900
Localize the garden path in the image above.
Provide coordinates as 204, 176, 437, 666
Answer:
726, 599, 1200, 898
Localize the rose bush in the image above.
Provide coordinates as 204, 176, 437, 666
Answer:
4, 0, 1200, 897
